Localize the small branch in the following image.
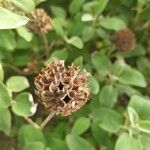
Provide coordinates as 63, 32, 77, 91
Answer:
42, 34, 49, 59
40, 111, 56, 130
2, 63, 35, 76
24, 117, 40, 129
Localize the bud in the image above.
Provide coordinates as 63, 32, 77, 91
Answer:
112, 28, 136, 51
34, 60, 90, 116
27, 8, 52, 34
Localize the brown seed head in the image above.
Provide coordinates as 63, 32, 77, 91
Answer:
27, 8, 52, 34
112, 28, 136, 51
34, 60, 90, 116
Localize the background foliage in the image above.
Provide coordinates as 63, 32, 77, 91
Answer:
0, 0, 150, 150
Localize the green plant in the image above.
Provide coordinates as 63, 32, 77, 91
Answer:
0, 0, 150, 150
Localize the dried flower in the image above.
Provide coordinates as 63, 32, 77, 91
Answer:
112, 28, 136, 51
27, 8, 52, 34
34, 60, 90, 116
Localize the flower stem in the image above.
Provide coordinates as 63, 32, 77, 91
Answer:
42, 34, 49, 59
40, 111, 56, 130
24, 117, 40, 129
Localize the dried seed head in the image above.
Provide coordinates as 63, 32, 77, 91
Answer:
34, 60, 90, 116
27, 8, 52, 34
112, 28, 136, 51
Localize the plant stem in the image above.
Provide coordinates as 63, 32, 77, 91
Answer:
24, 117, 40, 129
2, 63, 34, 76
42, 34, 49, 59
40, 111, 56, 130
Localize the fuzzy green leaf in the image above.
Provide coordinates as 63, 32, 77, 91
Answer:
0, 81, 12, 108
99, 85, 118, 108
0, 30, 16, 51
69, 0, 85, 14
115, 132, 142, 150
0, 108, 11, 135
23, 141, 45, 150
92, 52, 111, 76
100, 17, 126, 31
12, 92, 37, 117
0, 63, 4, 82
71, 117, 90, 135
0, 7, 29, 29
12, 0, 35, 13
7, 76, 29, 92
67, 36, 83, 49
66, 134, 95, 150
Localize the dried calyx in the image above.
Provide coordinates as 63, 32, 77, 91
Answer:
112, 28, 136, 51
34, 60, 90, 116
27, 8, 52, 34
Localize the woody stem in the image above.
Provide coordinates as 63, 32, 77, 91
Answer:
24, 117, 40, 129
40, 111, 56, 130
42, 34, 49, 58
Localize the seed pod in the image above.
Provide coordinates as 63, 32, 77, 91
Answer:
34, 60, 90, 116
27, 8, 52, 34
112, 28, 136, 51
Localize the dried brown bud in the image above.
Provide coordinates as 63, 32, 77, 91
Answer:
34, 60, 90, 116
23, 60, 38, 74
27, 8, 52, 34
112, 28, 136, 51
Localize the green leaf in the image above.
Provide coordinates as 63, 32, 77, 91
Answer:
12, 92, 37, 117
140, 133, 150, 150
23, 141, 45, 150
95, 0, 109, 15
115, 132, 142, 150
138, 121, 150, 134
121, 0, 134, 7
67, 36, 84, 49
91, 121, 111, 146
49, 138, 67, 150
92, 52, 111, 76
100, 17, 126, 31
128, 95, 150, 120
7, 76, 29, 92
128, 107, 139, 128
69, 0, 85, 14
18, 125, 45, 148
71, 117, 90, 135
88, 76, 100, 95
99, 85, 118, 108
83, 0, 109, 15
82, 26, 95, 42
51, 6, 66, 19
0, 63, 4, 82
117, 64, 146, 87
0, 30, 16, 51
52, 18, 66, 37
17, 26, 33, 42
66, 134, 95, 150
51, 49, 68, 60
92, 108, 123, 133
73, 56, 83, 68
12, 0, 35, 13
0, 7, 29, 29
0, 108, 11, 135
0, 81, 12, 108
33, 0, 46, 6
81, 14, 95, 22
